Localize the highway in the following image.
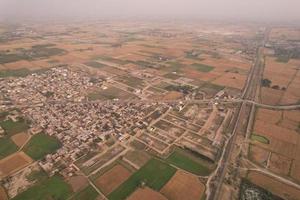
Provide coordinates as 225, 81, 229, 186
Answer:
2, 97, 300, 111
207, 28, 270, 200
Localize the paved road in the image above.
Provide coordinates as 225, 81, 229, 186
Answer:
3, 97, 300, 111
207, 28, 270, 200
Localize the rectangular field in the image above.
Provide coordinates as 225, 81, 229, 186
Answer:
166, 150, 211, 176
23, 133, 61, 160
0, 137, 18, 159
95, 164, 132, 195
70, 185, 99, 200
247, 171, 300, 200
88, 86, 136, 101
127, 187, 167, 200
108, 158, 176, 200
0, 151, 32, 178
12, 175, 73, 200
161, 170, 205, 200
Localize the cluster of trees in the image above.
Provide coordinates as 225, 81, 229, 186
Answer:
261, 79, 286, 91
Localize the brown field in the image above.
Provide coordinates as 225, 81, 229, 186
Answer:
123, 150, 151, 169
0, 186, 8, 200
260, 88, 283, 105
268, 153, 292, 176
251, 108, 300, 180
68, 175, 89, 192
249, 145, 269, 167
162, 91, 183, 100
183, 68, 219, 81
0, 152, 32, 178
291, 160, 300, 182
280, 71, 300, 105
247, 171, 300, 200
95, 164, 131, 195
261, 57, 300, 105
284, 110, 300, 122
0, 64, 7, 70
3, 60, 35, 70
255, 109, 300, 132
197, 57, 250, 71
161, 170, 205, 200
254, 120, 298, 145
212, 72, 246, 90
11, 132, 30, 148
264, 57, 296, 87
127, 187, 167, 200
255, 108, 282, 124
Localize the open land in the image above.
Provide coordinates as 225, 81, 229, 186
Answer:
0, 21, 299, 200
161, 170, 206, 200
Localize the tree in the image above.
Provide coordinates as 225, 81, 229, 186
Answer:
261, 79, 272, 87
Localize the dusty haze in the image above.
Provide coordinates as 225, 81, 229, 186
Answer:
0, 0, 300, 22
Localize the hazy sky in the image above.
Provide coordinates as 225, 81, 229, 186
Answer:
0, 0, 300, 22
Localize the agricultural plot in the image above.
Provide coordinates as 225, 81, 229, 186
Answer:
88, 86, 136, 101
0, 152, 32, 178
0, 137, 18, 159
161, 170, 205, 200
247, 171, 300, 200
0, 68, 34, 78
84, 61, 107, 68
190, 63, 214, 72
0, 117, 30, 158
0, 186, 8, 200
138, 133, 169, 152
250, 108, 300, 181
166, 149, 212, 176
108, 158, 176, 200
0, 118, 29, 135
70, 185, 99, 200
200, 83, 225, 98
79, 145, 125, 175
95, 164, 132, 195
23, 133, 61, 160
0, 45, 65, 65
12, 175, 73, 200
115, 75, 146, 89
123, 150, 151, 169
248, 145, 269, 167
154, 120, 185, 137
127, 187, 167, 200
11, 132, 30, 147
260, 56, 300, 105
68, 175, 89, 192
212, 72, 246, 90
250, 134, 269, 144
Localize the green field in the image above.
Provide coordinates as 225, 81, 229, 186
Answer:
163, 72, 181, 80
95, 56, 131, 65
0, 46, 65, 65
117, 75, 145, 89
191, 63, 214, 72
0, 117, 29, 158
251, 133, 269, 144
24, 133, 62, 160
0, 137, 18, 159
71, 185, 98, 200
88, 86, 136, 101
84, 61, 106, 68
0, 118, 29, 135
166, 61, 183, 72
12, 175, 72, 200
0, 68, 32, 78
166, 150, 211, 176
108, 158, 176, 200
